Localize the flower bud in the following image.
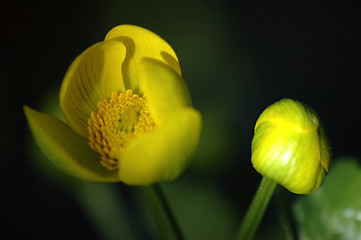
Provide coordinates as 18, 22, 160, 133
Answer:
251, 99, 331, 194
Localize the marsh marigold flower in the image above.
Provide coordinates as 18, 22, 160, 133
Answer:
251, 99, 331, 194
24, 25, 202, 185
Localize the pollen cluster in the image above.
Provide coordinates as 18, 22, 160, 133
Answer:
88, 90, 157, 170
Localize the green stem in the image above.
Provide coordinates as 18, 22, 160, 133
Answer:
141, 184, 184, 240
235, 176, 277, 240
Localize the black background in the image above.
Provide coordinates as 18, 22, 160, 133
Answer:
2, 1, 360, 239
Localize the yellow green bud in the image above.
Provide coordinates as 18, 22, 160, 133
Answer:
251, 99, 331, 194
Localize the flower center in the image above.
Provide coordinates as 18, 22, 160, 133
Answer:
87, 90, 157, 170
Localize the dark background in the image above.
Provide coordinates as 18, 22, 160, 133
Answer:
2, 0, 360, 239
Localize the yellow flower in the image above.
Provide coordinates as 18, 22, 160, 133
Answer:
24, 25, 202, 185
251, 99, 331, 194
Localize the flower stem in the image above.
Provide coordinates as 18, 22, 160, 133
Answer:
141, 184, 183, 240
235, 176, 277, 240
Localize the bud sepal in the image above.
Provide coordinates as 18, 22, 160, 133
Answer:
251, 98, 331, 194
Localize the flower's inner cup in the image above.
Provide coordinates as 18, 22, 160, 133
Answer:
88, 90, 157, 170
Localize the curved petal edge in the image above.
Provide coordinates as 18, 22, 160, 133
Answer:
119, 107, 202, 185
24, 106, 118, 182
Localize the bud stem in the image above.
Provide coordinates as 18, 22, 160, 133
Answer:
141, 184, 184, 240
235, 176, 277, 240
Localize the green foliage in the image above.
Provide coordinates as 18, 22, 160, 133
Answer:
293, 158, 361, 240
160, 180, 238, 240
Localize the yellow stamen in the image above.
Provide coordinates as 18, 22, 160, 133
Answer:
88, 90, 157, 170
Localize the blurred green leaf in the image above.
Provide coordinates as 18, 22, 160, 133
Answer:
293, 157, 361, 240
161, 180, 238, 240
134, 179, 238, 240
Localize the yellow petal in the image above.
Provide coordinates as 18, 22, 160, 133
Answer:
139, 58, 192, 123
24, 106, 118, 182
105, 25, 182, 91
119, 108, 202, 185
60, 40, 127, 138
